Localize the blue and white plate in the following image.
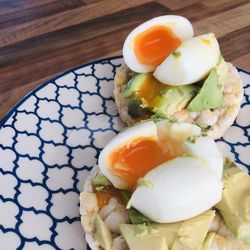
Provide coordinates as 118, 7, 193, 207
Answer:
0, 56, 249, 250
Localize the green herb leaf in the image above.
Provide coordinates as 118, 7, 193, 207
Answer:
137, 178, 153, 188
128, 208, 152, 225
119, 190, 131, 204
172, 50, 181, 58
92, 171, 112, 191
182, 152, 193, 157
223, 157, 237, 170
186, 136, 197, 144
150, 113, 173, 123
149, 226, 160, 234
135, 223, 148, 237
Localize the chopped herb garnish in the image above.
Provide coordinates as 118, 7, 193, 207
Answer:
182, 152, 193, 157
119, 190, 131, 204
92, 171, 112, 191
150, 113, 174, 123
135, 223, 148, 237
149, 226, 160, 234
126, 197, 133, 209
186, 136, 197, 144
128, 208, 152, 225
137, 178, 153, 188
172, 50, 181, 58
223, 157, 237, 170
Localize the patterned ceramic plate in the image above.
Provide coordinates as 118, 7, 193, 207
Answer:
0, 56, 249, 250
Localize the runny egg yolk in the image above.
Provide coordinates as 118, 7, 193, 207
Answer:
95, 188, 122, 208
109, 137, 172, 189
136, 73, 167, 106
134, 25, 181, 67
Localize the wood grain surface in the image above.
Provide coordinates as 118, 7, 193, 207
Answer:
0, 0, 249, 119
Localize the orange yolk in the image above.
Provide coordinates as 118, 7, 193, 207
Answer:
136, 73, 167, 106
134, 25, 181, 67
95, 188, 122, 208
109, 138, 172, 190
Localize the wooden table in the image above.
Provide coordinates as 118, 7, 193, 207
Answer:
0, 0, 249, 119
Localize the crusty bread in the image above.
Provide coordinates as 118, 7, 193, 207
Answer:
113, 62, 243, 139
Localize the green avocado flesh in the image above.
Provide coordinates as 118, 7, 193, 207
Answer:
123, 58, 228, 117
187, 68, 224, 111
92, 171, 112, 191
152, 85, 198, 116
216, 166, 250, 240
120, 224, 168, 250
119, 190, 152, 225
120, 210, 215, 250
171, 210, 215, 250
201, 232, 215, 250
94, 214, 112, 250
128, 208, 152, 225
123, 73, 198, 117
127, 98, 152, 118
123, 73, 166, 99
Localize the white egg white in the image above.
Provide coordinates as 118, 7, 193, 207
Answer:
156, 120, 201, 155
153, 33, 220, 85
183, 136, 223, 178
98, 121, 158, 190
98, 120, 224, 223
98, 121, 201, 190
123, 15, 193, 73
130, 156, 222, 223
156, 120, 201, 143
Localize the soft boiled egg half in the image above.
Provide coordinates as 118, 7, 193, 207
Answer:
153, 33, 220, 85
98, 120, 223, 223
123, 15, 193, 73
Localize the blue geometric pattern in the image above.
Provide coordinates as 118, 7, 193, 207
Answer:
0, 57, 124, 250
0, 56, 249, 250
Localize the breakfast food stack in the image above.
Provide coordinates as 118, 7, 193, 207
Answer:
80, 15, 249, 250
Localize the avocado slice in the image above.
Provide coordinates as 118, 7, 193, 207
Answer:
127, 98, 152, 118
123, 74, 143, 98
171, 210, 215, 250
152, 222, 181, 247
201, 232, 215, 250
152, 85, 198, 116
123, 73, 166, 100
120, 211, 215, 250
120, 224, 168, 250
94, 214, 112, 250
187, 68, 224, 111
216, 166, 250, 240
123, 73, 198, 117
